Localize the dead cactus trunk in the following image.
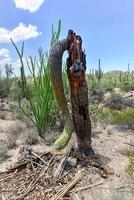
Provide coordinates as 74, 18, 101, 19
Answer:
66, 31, 92, 155
49, 30, 92, 154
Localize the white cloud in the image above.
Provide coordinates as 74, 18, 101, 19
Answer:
0, 48, 27, 75
0, 23, 41, 43
13, 0, 45, 12
0, 48, 10, 58
0, 57, 12, 66
0, 48, 12, 65
0, 50, 24, 76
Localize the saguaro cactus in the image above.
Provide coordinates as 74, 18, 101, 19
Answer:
49, 30, 92, 155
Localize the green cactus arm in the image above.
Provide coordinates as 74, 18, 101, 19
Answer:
49, 39, 74, 150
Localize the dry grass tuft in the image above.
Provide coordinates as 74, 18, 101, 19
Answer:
24, 129, 38, 145
0, 140, 8, 161
0, 111, 7, 119
6, 134, 16, 149
120, 138, 134, 177
7, 120, 25, 135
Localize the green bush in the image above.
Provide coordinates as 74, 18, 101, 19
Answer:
111, 108, 134, 127
100, 107, 134, 128
89, 104, 103, 121
119, 80, 134, 92
87, 71, 134, 95
87, 74, 114, 95
8, 80, 20, 101
0, 79, 10, 98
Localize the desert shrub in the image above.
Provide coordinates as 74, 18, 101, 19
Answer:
11, 109, 25, 121
111, 108, 134, 128
24, 130, 38, 145
0, 64, 14, 98
87, 70, 134, 96
112, 91, 122, 101
0, 140, 8, 161
100, 78, 114, 92
98, 107, 112, 125
89, 104, 103, 121
7, 134, 16, 149
98, 107, 134, 128
125, 157, 134, 177
93, 83, 106, 96
120, 139, 134, 177
8, 80, 20, 101
88, 78, 104, 95
87, 75, 114, 95
0, 111, 7, 119
7, 120, 25, 135
0, 79, 10, 98
105, 91, 123, 110
119, 80, 134, 92
6, 121, 25, 149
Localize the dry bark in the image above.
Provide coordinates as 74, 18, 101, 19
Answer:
67, 55, 92, 155
66, 31, 92, 155
49, 30, 92, 154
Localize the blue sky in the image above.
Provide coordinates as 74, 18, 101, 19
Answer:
0, 0, 134, 75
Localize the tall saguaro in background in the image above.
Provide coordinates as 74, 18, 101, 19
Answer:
49, 30, 92, 155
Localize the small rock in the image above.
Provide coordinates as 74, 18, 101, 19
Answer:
19, 145, 32, 158
116, 173, 120, 177
67, 156, 77, 167
122, 92, 134, 108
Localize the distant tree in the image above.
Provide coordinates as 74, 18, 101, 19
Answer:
0, 64, 14, 98
5, 64, 13, 80
0, 66, 2, 79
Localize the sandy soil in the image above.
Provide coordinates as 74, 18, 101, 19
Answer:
0, 119, 15, 140
0, 113, 133, 199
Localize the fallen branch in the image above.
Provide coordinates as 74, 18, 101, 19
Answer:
51, 171, 83, 200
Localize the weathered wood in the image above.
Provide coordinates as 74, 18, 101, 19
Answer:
66, 32, 92, 155
67, 68, 92, 155
49, 30, 92, 154
50, 171, 83, 200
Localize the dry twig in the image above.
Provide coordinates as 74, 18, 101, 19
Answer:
14, 156, 54, 200
31, 151, 47, 164
51, 171, 83, 200
53, 139, 74, 178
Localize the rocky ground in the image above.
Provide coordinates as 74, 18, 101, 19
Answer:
0, 98, 134, 200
